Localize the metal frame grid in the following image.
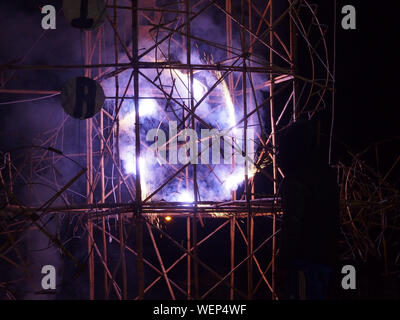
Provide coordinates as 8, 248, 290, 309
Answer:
0, 0, 332, 300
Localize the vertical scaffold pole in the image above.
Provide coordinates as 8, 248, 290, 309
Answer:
269, 0, 278, 300
241, 0, 253, 300
225, 0, 237, 301
186, 0, 199, 299
132, 0, 144, 300
290, 0, 297, 122
85, 31, 95, 301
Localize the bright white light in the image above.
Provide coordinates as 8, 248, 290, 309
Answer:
124, 156, 149, 197
172, 69, 207, 103
124, 154, 147, 180
176, 190, 194, 203
139, 157, 148, 198
223, 166, 257, 192
124, 158, 136, 174
223, 172, 244, 191
138, 157, 146, 174
193, 78, 207, 102
117, 62, 259, 202
139, 98, 158, 117
119, 99, 158, 128
124, 156, 145, 176
222, 81, 239, 136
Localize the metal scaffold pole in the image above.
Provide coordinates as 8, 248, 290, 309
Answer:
132, 0, 144, 300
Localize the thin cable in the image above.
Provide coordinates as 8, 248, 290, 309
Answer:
0, 93, 60, 106
4, 7, 64, 86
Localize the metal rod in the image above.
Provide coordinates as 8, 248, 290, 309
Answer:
131, 0, 144, 300
269, 0, 278, 300
84, 31, 95, 301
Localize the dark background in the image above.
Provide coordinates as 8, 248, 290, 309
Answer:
324, 0, 398, 150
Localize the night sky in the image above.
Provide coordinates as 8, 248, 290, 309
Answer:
330, 0, 398, 149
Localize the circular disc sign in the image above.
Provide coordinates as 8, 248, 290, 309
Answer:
63, 0, 106, 31
60, 77, 105, 120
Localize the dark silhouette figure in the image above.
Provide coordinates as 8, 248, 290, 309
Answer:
276, 119, 340, 299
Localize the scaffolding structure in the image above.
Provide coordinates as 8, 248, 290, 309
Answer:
338, 139, 400, 277
0, 0, 333, 300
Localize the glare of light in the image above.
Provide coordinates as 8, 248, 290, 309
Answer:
118, 61, 258, 202
223, 168, 257, 192
165, 216, 172, 222
173, 69, 207, 103
139, 98, 158, 117
124, 157, 148, 197
215, 71, 238, 135
222, 82, 236, 128
193, 78, 207, 102
124, 157, 136, 174
139, 157, 148, 199
223, 172, 244, 191
248, 165, 257, 178
177, 190, 194, 203
119, 99, 158, 129
119, 112, 134, 131
210, 212, 230, 218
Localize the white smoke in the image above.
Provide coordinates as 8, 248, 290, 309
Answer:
100, 14, 267, 203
